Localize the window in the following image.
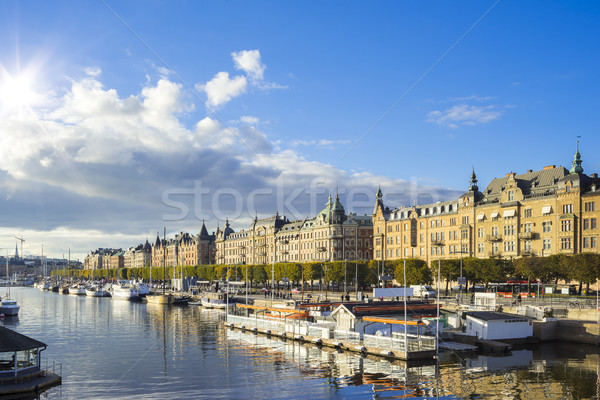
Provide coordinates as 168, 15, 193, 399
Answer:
478, 243, 484, 253
462, 216, 469, 225
523, 208, 532, 218
523, 223, 532, 233
584, 219, 590, 230
375, 238, 381, 246
592, 218, 597, 229
431, 220, 435, 228
561, 220, 572, 232
395, 224, 400, 232
560, 237, 572, 250
504, 225, 515, 236
585, 201, 595, 212
503, 241, 515, 252
523, 240, 532, 252
508, 190, 514, 201
491, 242, 499, 254
377, 227, 381, 234
543, 238, 551, 250
420, 248, 424, 256
461, 229, 469, 239
375, 250, 381, 257
563, 204, 573, 214
593, 237, 597, 248
450, 218, 457, 226
388, 226, 393, 232
584, 237, 590, 248
420, 234, 424, 243
461, 244, 468, 253
404, 235, 408, 244
491, 226, 499, 237
478, 228, 484, 238
543, 221, 552, 233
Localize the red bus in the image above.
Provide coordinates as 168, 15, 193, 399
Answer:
487, 280, 541, 298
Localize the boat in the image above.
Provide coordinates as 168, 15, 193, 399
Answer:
111, 282, 140, 300
68, 284, 86, 295
201, 292, 233, 309
135, 282, 150, 296
0, 299, 20, 316
85, 284, 108, 297
60, 285, 70, 294
0, 255, 19, 316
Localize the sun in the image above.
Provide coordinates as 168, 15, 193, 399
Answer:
0, 67, 38, 110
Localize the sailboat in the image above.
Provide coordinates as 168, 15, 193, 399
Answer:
146, 228, 173, 305
85, 262, 108, 297
0, 252, 20, 316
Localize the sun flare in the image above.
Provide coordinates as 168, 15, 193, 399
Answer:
0, 68, 38, 110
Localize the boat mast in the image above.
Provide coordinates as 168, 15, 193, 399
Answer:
163, 227, 166, 296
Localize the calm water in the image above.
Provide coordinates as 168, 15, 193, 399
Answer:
2, 287, 600, 399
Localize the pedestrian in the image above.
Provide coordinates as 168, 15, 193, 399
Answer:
517, 293, 522, 304
456, 294, 460, 305
346, 293, 350, 302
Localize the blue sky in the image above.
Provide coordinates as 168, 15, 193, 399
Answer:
0, 1, 599, 260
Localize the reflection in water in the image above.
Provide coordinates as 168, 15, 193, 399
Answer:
3, 287, 600, 399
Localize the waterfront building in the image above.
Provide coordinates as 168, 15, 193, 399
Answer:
373, 144, 600, 264
84, 248, 122, 270
215, 193, 373, 265
151, 222, 215, 267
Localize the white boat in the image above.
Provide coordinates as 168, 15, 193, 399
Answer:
0, 299, 20, 316
85, 285, 108, 297
69, 284, 86, 295
201, 292, 232, 309
111, 283, 140, 300
1, 255, 19, 316
136, 282, 150, 296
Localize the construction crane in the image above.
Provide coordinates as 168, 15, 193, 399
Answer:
14, 236, 24, 260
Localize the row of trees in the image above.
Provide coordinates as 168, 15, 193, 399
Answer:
51, 253, 600, 294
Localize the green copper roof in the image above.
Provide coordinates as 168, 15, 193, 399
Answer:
569, 140, 584, 174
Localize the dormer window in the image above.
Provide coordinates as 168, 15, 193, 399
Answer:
508, 190, 514, 201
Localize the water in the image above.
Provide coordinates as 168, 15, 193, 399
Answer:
2, 287, 600, 399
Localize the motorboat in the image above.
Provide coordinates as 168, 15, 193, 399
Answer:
201, 292, 233, 309
0, 299, 20, 316
85, 284, 108, 297
69, 284, 86, 295
111, 283, 140, 301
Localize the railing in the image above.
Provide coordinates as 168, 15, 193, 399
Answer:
519, 232, 535, 240
363, 333, 436, 353
486, 234, 502, 242
334, 330, 361, 343
42, 357, 62, 378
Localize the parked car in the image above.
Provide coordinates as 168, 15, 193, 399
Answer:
291, 288, 302, 295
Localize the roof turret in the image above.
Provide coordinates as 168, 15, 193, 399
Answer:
570, 139, 584, 174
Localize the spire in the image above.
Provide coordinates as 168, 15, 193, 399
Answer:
199, 220, 210, 240
376, 186, 383, 200
570, 139, 584, 174
326, 194, 333, 207
14, 242, 18, 259
373, 186, 384, 215
469, 167, 479, 192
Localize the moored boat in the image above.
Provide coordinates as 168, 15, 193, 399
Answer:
85, 285, 108, 297
0, 299, 20, 316
69, 284, 86, 295
145, 293, 173, 305
111, 283, 140, 301
201, 292, 233, 309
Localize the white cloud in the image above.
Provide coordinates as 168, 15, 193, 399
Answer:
427, 104, 502, 128
232, 50, 265, 81
0, 70, 460, 260
291, 139, 352, 148
200, 71, 247, 108
84, 66, 101, 77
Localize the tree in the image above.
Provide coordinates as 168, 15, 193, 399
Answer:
396, 259, 432, 286
567, 253, 600, 294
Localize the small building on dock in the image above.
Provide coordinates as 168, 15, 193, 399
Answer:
0, 326, 61, 396
464, 311, 532, 340
331, 301, 439, 336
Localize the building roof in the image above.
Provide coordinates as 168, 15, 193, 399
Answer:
464, 311, 529, 321
0, 326, 46, 352
481, 166, 569, 202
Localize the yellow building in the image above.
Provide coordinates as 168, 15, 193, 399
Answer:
373, 145, 600, 264
215, 194, 373, 265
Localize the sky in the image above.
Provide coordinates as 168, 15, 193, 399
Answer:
0, 1, 599, 261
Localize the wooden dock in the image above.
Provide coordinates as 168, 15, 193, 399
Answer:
0, 371, 62, 397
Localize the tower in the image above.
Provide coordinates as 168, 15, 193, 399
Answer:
569, 139, 584, 174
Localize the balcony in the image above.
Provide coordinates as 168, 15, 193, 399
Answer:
431, 240, 445, 247
520, 250, 535, 256
486, 234, 502, 242
519, 232, 536, 240
488, 252, 503, 258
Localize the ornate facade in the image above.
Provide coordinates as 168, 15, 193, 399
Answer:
373, 144, 600, 263
151, 222, 215, 267
215, 194, 373, 265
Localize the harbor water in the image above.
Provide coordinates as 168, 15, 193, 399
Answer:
3, 287, 600, 399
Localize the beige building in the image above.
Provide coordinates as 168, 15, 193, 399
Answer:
151, 222, 215, 267
215, 194, 373, 265
373, 145, 600, 263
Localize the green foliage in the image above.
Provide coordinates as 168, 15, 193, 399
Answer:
396, 259, 431, 285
